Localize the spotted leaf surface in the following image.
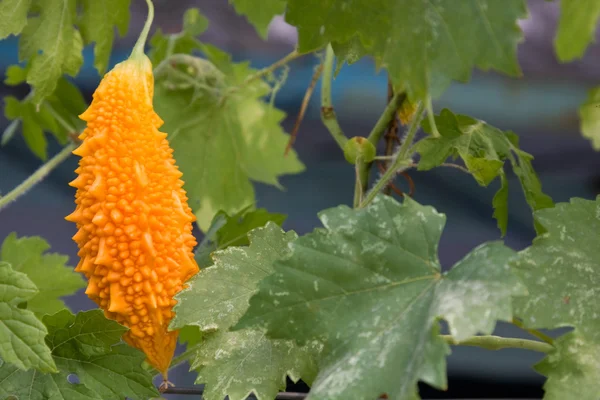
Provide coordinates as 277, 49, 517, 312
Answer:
236, 195, 524, 400
512, 197, 600, 400
172, 224, 320, 400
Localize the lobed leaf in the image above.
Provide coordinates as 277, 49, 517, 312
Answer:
171, 223, 319, 400
0, 262, 56, 373
285, 0, 526, 101
3, 67, 87, 156
0, 309, 158, 400
18, 0, 83, 106
512, 197, 600, 400
79, 0, 131, 75
235, 195, 525, 400
415, 108, 553, 235
153, 46, 304, 230
1, 233, 86, 316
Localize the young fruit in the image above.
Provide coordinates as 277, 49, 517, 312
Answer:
65, 0, 199, 380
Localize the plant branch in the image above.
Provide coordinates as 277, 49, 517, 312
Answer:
285, 62, 324, 155
441, 334, 554, 353
383, 79, 400, 195
359, 102, 425, 208
320, 44, 347, 150
512, 318, 554, 345
367, 90, 406, 146
0, 142, 77, 212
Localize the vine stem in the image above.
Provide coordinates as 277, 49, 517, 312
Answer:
320, 44, 348, 150
242, 49, 305, 87
359, 102, 425, 208
0, 142, 77, 212
512, 318, 554, 345
367, 91, 406, 146
353, 158, 368, 207
441, 335, 554, 353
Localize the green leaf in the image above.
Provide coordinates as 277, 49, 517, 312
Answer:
0, 309, 159, 400
229, 0, 286, 39
79, 0, 131, 75
285, 0, 526, 100
4, 95, 48, 159
554, 0, 600, 61
0, 262, 56, 373
3, 76, 86, 155
235, 195, 525, 400
415, 109, 553, 234
512, 197, 600, 400
183, 7, 209, 36
148, 8, 207, 66
579, 86, 600, 151
196, 207, 287, 267
18, 0, 83, 105
191, 329, 320, 400
0, 0, 31, 39
4, 65, 27, 85
154, 49, 304, 230
1, 233, 85, 316
171, 223, 319, 400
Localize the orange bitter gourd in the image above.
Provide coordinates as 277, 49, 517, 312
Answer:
66, 0, 199, 379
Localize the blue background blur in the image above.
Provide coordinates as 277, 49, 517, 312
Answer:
1, 1, 599, 398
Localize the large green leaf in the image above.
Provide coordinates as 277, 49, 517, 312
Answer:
18, 0, 83, 106
0, 0, 31, 39
512, 197, 600, 400
79, 0, 131, 75
285, 0, 526, 100
1, 233, 85, 316
0, 262, 55, 373
171, 224, 319, 400
235, 195, 525, 400
229, 0, 286, 39
554, 0, 600, 61
154, 46, 304, 230
579, 86, 600, 151
415, 109, 553, 235
0, 309, 158, 400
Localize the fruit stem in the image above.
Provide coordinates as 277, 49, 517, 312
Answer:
131, 0, 155, 60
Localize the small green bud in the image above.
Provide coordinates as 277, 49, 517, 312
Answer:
343, 136, 376, 164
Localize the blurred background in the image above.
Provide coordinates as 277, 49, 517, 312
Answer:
1, 0, 599, 398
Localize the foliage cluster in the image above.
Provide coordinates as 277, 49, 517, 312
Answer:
0, 1, 599, 399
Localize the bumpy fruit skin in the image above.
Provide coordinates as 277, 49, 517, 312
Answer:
66, 55, 199, 377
